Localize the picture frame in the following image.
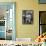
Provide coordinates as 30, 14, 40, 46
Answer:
22, 10, 33, 24
39, 0, 46, 4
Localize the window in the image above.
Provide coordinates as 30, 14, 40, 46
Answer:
39, 11, 46, 35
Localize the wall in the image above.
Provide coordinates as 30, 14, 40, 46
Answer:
0, 0, 46, 41
16, 0, 39, 40
16, 0, 39, 38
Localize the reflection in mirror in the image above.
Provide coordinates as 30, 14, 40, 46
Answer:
0, 2, 16, 40
6, 29, 12, 40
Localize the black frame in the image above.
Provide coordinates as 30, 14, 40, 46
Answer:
22, 10, 33, 24
39, 12, 40, 36
39, 11, 46, 35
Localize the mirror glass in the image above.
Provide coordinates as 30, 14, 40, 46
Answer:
0, 2, 16, 40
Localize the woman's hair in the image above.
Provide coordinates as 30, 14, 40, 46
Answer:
44, 39, 46, 42
40, 34, 44, 38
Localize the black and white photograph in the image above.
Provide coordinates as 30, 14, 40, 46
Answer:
22, 10, 33, 24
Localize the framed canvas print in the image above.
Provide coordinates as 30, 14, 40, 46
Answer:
0, 2, 16, 40
22, 10, 33, 24
39, 0, 46, 4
